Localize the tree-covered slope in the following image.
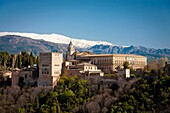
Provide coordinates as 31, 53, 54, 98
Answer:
110, 73, 170, 113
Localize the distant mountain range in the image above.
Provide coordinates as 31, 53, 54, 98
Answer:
0, 32, 169, 60
0, 32, 113, 48
88, 45, 170, 60
0, 35, 68, 55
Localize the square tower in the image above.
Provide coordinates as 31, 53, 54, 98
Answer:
38, 52, 63, 88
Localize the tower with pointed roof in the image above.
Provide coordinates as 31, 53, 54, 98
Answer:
67, 41, 75, 55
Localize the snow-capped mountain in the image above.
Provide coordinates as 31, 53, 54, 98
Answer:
0, 32, 113, 48
0, 34, 170, 60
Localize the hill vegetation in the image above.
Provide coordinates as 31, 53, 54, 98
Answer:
0, 69, 169, 113
109, 72, 170, 113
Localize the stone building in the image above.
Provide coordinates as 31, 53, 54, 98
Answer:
11, 68, 38, 87
77, 63, 104, 76
11, 69, 20, 86
19, 68, 38, 87
38, 52, 63, 88
77, 54, 147, 73
65, 61, 104, 83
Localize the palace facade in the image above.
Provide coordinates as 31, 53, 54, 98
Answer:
77, 54, 147, 73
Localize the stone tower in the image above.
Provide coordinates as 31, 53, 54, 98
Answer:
67, 41, 75, 55
38, 52, 63, 88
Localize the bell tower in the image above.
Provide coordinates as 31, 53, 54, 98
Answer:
67, 41, 75, 55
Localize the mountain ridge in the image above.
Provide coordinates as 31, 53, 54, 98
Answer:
0, 35, 68, 55
0, 32, 113, 48
0, 34, 169, 60
88, 44, 170, 60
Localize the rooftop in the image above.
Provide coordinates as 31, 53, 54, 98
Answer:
77, 63, 96, 66
81, 54, 146, 58
21, 67, 37, 71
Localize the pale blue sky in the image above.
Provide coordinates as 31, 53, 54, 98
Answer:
0, 0, 170, 49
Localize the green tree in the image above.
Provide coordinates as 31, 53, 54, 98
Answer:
15, 54, 22, 69
29, 52, 34, 67
18, 108, 25, 113
36, 56, 40, 67
1, 52, 10, 70
29, 56, 34, 67
21, 51, 30, 67
11, 54, 16, 69
123, 61, 129, 69
66, 51, 68, 61
51, 76, 90, 112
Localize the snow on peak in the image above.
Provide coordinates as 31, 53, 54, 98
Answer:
0, 32, 113, 48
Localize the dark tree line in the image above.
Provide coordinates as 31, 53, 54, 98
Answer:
0, 51, 39, 70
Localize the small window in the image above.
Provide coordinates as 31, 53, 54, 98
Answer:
25, 74, 27, 78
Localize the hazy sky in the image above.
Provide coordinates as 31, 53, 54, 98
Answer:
0, 0, 170, 49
